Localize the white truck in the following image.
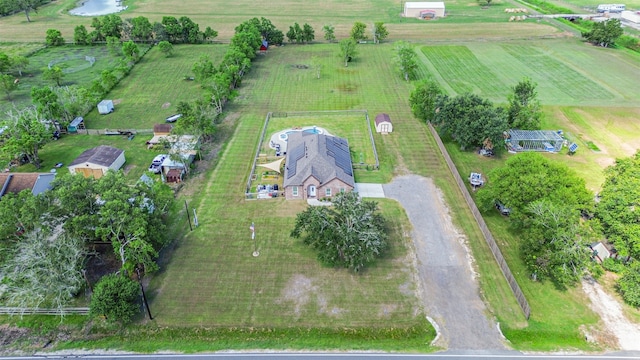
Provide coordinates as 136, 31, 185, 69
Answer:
597, 4, 626, 13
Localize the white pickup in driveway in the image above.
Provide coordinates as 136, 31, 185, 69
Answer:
354, 183, 385, 198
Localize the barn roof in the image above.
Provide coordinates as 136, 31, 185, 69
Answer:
375, 113, 392, 125
70, 145, 124, 167
405, 2, 446, 9
0, 173, 56, 198
283, 132, 354, 188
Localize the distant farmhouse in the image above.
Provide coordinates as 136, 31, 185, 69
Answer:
283, 132, 355, 200
596, 3, 625, 13
404, 2, 446, 19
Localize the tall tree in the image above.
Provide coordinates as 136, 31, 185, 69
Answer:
0, 52, 13, 73
409, 79, 443, 122
162, 16, 181, 43
521, 199, 594, 288
286, 22, 303, 43
0, 106, 51, 169
89, 274, 140, 324
203, 26, 218, 42
54, 85, 93, 124
157, 40, 174, 57
323, 24, 336, 42
290, 191, 388, 272
122, 40, 140, 61
30, 85, 61, 120
507, 77, 542, 130
301, 23, 315, 43
100, 69, 118, 90
14, 0, 41, 22
74, 25, 90, 45
101, 14, 123, 39
42, 65, 64, 86
179, 16, 202, 43
582, 19, 623, 48
350, 21, 367, 41
373, 22, 389, 44
192, 54, 216, 82
476, 152, 594, 222
45, 29, 64, 46
130, 16, 153, 41
0, 74, 19, 100
339, 38, 358, 67
257, 17, 283, 45
10, 55, 29, 77
596, 152, 640, 260
395, 41, 419, 81
1, 229, 87, 313
433, 93, 508, 151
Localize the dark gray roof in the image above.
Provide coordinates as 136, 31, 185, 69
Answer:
70, 145, 124, 167
284, 132, 354, 188
31, 173, 56, 195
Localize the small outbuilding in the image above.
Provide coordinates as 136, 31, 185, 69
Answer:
153, 123, 173, 136
374, 113, 393, 134
97, 100, 114, 115
404, 2, 446, 19
67, 117, 85, 133
68, 145, 125, 179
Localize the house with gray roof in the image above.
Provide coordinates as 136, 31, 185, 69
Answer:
283, 132, 355, 200
68, 145, 125, 179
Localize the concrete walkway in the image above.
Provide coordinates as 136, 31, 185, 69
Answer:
383, 174, 507, 350
355, 183, 385, 198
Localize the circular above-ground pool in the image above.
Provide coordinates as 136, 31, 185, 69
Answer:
269, 126, 331, 154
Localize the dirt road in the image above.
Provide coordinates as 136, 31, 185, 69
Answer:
384, 175, 507, 350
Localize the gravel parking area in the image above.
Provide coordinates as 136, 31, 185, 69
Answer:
384, 174, 507, 350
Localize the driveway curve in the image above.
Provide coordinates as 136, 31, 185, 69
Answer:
383, 174, 506, 350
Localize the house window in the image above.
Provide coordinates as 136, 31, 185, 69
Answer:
292, 186, 298, 196
325, 188, 331, 197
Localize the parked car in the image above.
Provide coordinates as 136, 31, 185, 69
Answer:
148, 154, 168, 174
495, 201, 511, 216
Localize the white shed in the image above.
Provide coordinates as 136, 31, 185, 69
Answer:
68, 145, 125, 179
97, 99, 114, 114
404, 2, 446, 19
375, 113, 393, 134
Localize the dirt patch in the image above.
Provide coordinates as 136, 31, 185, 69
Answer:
582, 277, 640, 351
161, 102, 171, 109
337, 83, 357, 92
279, 274, 316, 316
111, 99, 123, 105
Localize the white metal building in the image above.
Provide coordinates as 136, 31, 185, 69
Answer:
404, 2, 446, 19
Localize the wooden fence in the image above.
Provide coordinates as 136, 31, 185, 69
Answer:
0, 307, 89, 315
77, 128, 153, 135
428, 123, 531, 319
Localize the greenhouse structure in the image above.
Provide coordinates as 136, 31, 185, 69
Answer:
505, 129, 564, 153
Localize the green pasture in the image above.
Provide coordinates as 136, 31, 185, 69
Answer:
0, 45, 124, 113
261, 114, 376, 165
83, 44, 228, 130
419, 39, 640, 106
14, 132, 165, 181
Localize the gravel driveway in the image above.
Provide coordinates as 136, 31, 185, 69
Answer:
383, 175, 507, 350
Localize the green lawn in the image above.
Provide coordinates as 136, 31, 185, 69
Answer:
83, 44, 228, 130
0, 45, 125, 113
15, 132, 165, 181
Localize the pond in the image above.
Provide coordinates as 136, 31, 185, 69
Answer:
69, 0, 127, 16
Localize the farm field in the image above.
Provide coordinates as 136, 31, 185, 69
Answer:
83, 44, 228, 130
419, 38, 640, 106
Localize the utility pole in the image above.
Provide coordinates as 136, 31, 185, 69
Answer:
136, 267, 153, 320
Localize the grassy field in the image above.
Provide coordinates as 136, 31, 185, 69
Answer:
0, 45, 124, 113
0, 0, 563, 42
83, 44, 228, 130
419, 38, 640, 106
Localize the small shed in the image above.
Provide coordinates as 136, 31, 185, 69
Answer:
404, 2, 446, 19
67, 117, 85, 133
153, 123, 173, 136
375, 113, 393, 134
68, 145, 125, 179
97, 100, 114, 115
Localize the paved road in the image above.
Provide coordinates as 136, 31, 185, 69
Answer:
14, 352, 640, 359
383, 175, 505, 350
